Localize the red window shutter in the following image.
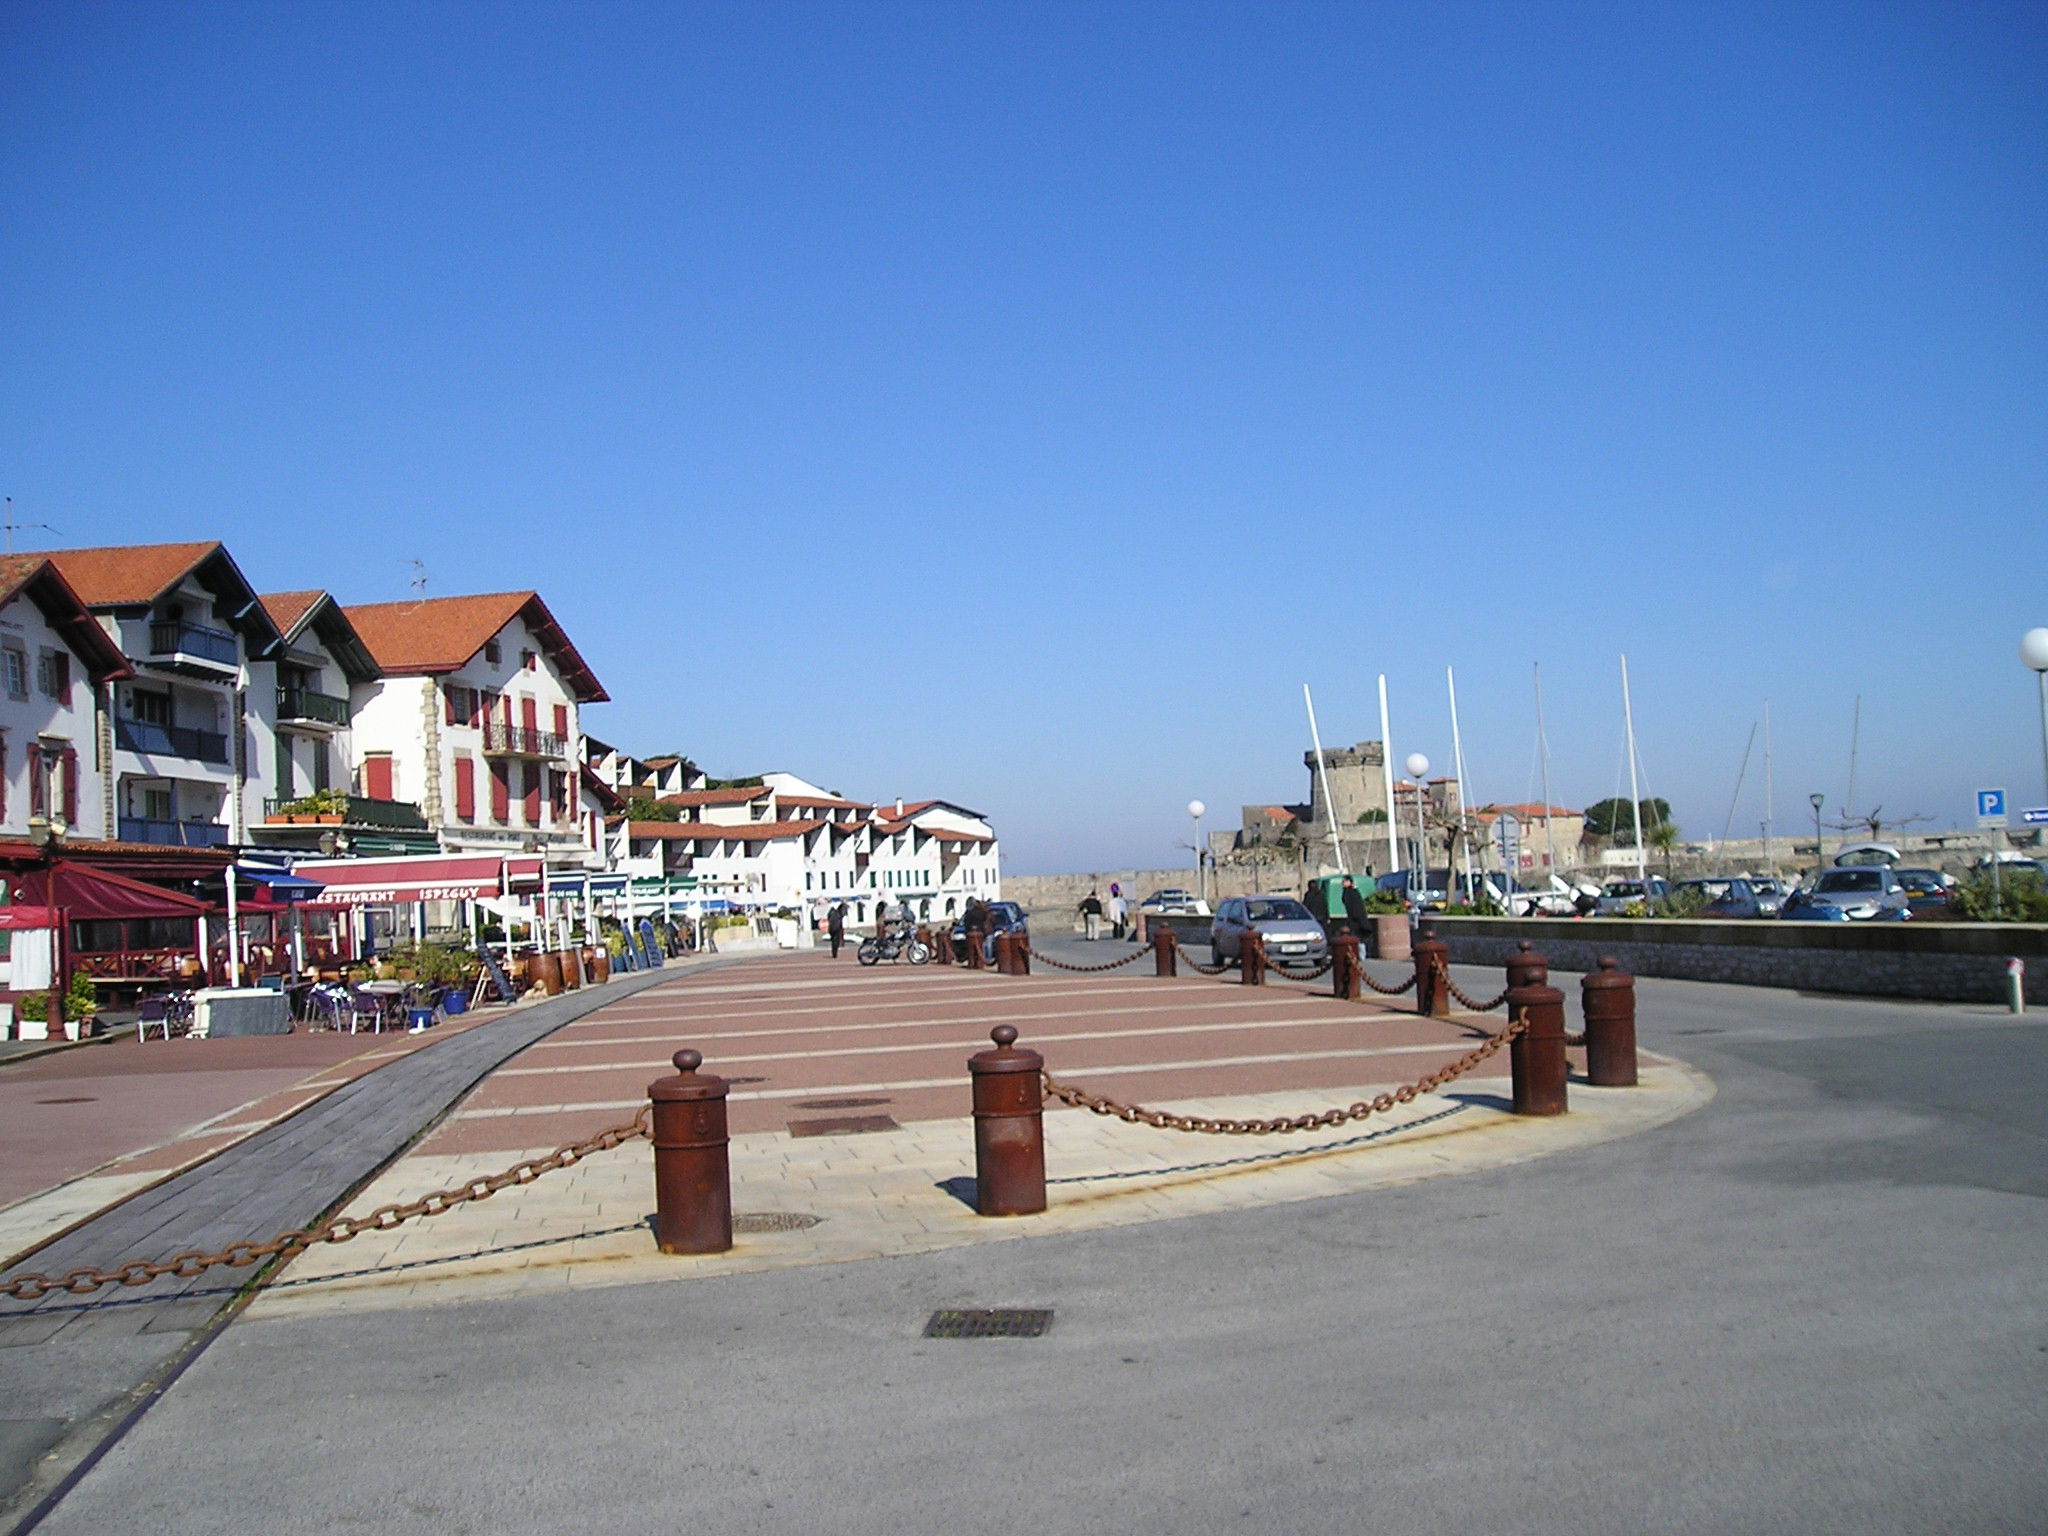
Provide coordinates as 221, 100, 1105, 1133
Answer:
0, 736, 7, 822
444, 686, 460, 726
454, 756, 476, 821
522, 763, 541, 824
521, 696, 538, 734
552, 703, 568, 740
490, 762, 510, 822
26, 744, 42, 817
61, 747, 78, 827
364, 754, 393, 801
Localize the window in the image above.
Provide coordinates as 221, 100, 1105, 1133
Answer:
361, 754, 394, 801
484, 639, 502, 665
37, 650, 70, 707
520, 649, 536, 672
553, 703, 569, 740
2, 646, 25, 700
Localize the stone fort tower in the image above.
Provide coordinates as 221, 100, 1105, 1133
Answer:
1302, 740, 1391, 832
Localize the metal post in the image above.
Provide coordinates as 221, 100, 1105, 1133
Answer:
1153, 926, 1177, 977
648, 1050, 732, 1254
1505, 948, 1568, 1116
969, 1025, 1045, 1216
1411, 922, 1449, 1017
1579, 957, 1638, 1086
1241, 929, 1266, 986
1332, 932, 1361, 1000
966, 927, 987, 970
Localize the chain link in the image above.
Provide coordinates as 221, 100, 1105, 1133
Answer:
1268, 956, 1335, 980
1, 1110, 653, 1304
1439, 959, 1510, 1013
1180, 950, 1231, 975
1357, 964, 1417, 995
1041, 1010, 1529, 1135
1031, 946, 1152, 974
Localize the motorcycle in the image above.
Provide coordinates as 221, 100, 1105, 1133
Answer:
857, 923, 932, 966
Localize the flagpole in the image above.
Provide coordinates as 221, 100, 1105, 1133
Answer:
1377, 673, 1401, 874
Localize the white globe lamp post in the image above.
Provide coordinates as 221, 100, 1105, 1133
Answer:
1187, 800, 1206, 901
2022, 629, 2048, 806
1403, 755, 1430, 888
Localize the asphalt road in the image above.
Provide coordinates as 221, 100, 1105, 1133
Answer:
17, 968, 2048, 1535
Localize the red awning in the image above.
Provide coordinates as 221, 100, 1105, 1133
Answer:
13, 861, 210, 921
291, 854, 545, 905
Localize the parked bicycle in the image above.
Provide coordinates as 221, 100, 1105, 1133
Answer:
857, 921, 931, 967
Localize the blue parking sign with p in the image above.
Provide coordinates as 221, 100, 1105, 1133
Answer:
1976, 788, 2006, 823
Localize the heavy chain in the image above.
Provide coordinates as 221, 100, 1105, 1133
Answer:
1181, 951, 1231, 975
1041, 1010, 1529, 1135
1, 1110, 652, 1304
1269, 956, 1335, 980
1357, 964, 1417, 995
1033, 946, 1151, 974
1439, 960, 1509, 1013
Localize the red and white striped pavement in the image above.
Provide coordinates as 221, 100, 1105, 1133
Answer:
415, 950, 1511, 1157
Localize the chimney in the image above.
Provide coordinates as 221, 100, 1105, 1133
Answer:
895, 799, 903, 816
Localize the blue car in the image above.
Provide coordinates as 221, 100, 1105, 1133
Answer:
1779, 889, 1852, 922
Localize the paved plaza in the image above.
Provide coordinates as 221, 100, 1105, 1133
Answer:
2, 938, 2043, 1533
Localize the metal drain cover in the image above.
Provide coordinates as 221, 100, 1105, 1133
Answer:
794, 1096, 892, 1110
924, 1309, 1054, 1339
788, 1114, 900, 1138
733, 1212, 823, 1233
35, 1096, 97, 1105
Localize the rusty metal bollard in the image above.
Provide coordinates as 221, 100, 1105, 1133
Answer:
966, 927, 987, 969
1580, 956, 1639, 1086
931, 926, 954, 965
1332, 932, 1362, 1000
1505, 938, 1545, 992
1153, 926, 1178, 977
1505, 949, 1568, 1116
1412, 923, 1450, 1017
1241, 930, 1267, 985
969, 1025, 1046, 1216
1013, 932, 1033, 975
649, 1049, 733, 1254
992, 929, 1017, 974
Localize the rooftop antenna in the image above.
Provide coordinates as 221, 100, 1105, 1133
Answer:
407, 559, 429, 596
3, 499, 55, 555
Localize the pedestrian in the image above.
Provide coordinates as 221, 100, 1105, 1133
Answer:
1304, 878, 1331, 936
874, 900, 890, 940
827, 901, 847, 958
1340, 875, 1369, 941
1079, 888, 1104, 941
1107, 883, 1128, 941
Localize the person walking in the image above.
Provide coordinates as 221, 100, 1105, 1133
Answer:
827, 901, 847, 959
1079, 889, 1104, 941
1107, 883, 1128, 941
1340, 875, 1370, 941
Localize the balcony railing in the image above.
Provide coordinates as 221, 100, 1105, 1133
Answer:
148, 621, 238, 667
276, 687, 349, 726
262, 795, 428, 830
115, 717, 231, 764
481, 721, 568, 758
118, 817, 230, 847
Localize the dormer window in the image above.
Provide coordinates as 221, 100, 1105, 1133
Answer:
521, 649, 537, 671
484, 639, 502, 665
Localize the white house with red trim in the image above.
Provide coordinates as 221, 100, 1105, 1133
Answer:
0, 557, 131, 841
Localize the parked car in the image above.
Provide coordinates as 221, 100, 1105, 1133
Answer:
1892, 867, 1954, 917
1373, 868, 1449, 911
950, 901, 1029, 958
1780, 888, 1854, 922
1675, 876, 1780, 919
1803, 867, 1911, 921
1833, 842, 1902, 868
1140, 888, 1212, 917
1210, 896, 1329, 967
1596, 877, 1670, 915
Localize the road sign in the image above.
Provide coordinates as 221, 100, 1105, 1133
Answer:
1492, 813, 1521, 866
1976, 788, 2007, 827
2023, 807, 2048, 826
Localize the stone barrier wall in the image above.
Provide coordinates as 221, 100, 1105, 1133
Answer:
1429, 916, 2048, 1005
1003, 867, 1297, 917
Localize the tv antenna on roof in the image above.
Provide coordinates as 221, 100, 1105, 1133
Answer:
406, 558, 428, 596
2, 499, 55, 555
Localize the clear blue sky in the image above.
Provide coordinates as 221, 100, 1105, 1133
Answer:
4, 2, 2043, 873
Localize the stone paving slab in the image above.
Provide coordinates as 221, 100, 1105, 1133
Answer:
245, 1056, 1713, 1319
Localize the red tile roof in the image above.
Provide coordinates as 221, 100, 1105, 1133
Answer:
656, 787, 770, 807
40, 542, 224, 607
925, 828, 995, 844
776, 794, 872, 811
259, 589, 324, 639
620, 818, 825, 842
0, 557, 131, 682
344, 591, 608, 701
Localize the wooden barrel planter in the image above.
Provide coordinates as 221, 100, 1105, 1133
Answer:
536, 950, 565, 996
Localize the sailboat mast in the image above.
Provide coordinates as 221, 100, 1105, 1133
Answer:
1621, 654, 1647, 887
1304, 684, 1348, 877
1378, 673, 1401, 875
1762, 699, 1775, 874
1534, 662, 1558, 877
1720, 723, 1758, 850
1447, 666, 1473, 893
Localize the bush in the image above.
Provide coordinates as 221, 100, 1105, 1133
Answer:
1363, 887, 1408, 915
1948, 872, 2048, 923
18, 970, 98, 1021
278, 788, 348, 816
375, 941, 476, 984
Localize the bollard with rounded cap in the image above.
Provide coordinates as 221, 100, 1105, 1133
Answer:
969, 1025, 1046, 1216
1580, 957, 1639, 1085
1412, 923, 1450, 1017
1241, 929, 1267, 986
992, 929, 1017, 975
1332, 932, 1362, 1000
1012, 931, 1033, 976
1504, 948, 1569, 1115
648, 1049, 733, 1254
1153, 926, 1178, 977
1505, 939, 1546, 992
966, 927, 987, 969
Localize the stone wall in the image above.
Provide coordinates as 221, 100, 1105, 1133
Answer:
1427, 916, 2048, 1005
1003, 867, 1303, 919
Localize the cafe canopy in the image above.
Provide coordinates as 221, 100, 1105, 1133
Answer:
291, 853, 546, 906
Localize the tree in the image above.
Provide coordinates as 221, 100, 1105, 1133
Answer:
625, 796, 681, 822
1584, 797, 1671, 840
1646, 817, 1682, 875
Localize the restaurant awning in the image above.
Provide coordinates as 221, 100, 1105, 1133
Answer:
291, 853, 545, 905
13, 861, 210, 921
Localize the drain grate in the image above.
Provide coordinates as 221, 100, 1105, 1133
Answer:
794, 1096, 892, 1110
788, 1114, 900, 1138
924, 1309, 1054, 1339
733, 1212, 823, 1234
725, 1075, 768, 1084
35, 1096, 97, 1105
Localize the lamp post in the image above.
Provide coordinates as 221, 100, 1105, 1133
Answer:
1187, 801, 1205, 903
1809, 793, 1825, 880
28, 814, 68, 1039
1404, 754, 1430, 889
2022, 628, 2048, 807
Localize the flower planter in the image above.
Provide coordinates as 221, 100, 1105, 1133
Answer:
1372, 914, 1413, 962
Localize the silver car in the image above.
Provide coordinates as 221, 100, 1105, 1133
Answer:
1807, 867, 1911, 920
1210, 896, 1329, 966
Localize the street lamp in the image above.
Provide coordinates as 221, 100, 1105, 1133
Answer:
1809, 792, 1825, 879
1187, 801, 1205, 902
2021, 628, 2048, 806
1404, 754, 1430, 886
28, 814, 68, 1038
